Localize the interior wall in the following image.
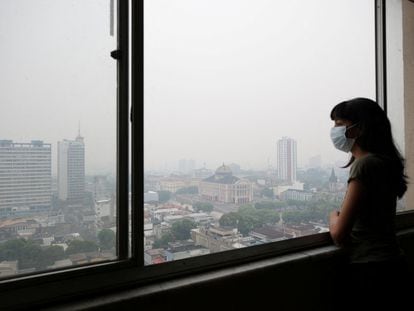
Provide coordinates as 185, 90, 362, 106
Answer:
404, 1, 414, 208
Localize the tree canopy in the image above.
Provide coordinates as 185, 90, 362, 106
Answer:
65, 240, 99, 255
219, 205, 280, 235
171, 219, 197, 240
0, 239, 65, 270
98, 229, 116, 250
158, 191, 171, 203
193, 202, 214, 213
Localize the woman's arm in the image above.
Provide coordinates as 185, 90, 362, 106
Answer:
329, 179, 366, 245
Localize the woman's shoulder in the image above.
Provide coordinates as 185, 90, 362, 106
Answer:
353, 153, 389, 167
349, 153, 390, 180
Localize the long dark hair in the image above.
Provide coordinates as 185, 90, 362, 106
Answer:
330, 97, 407, 198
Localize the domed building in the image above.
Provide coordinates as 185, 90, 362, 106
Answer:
199, 164, 253, 204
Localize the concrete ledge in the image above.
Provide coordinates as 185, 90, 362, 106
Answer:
44, 245, 341, 311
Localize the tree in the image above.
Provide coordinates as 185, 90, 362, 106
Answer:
237, 216, 256, 235
158, 191, 171, 203
193, 202, 214, 213
171, 219, 196, 240
238, 204, 255, 214
65, 240, 99, 255
43, 245, 65, 263
0, 239, 26, 261
219, 212, 240, 227
276, 201, 289, 208
0, 239, 67, 270
255, 201, 274, 209
19, 243, 45, 270
282, 211, 303, 224
153, 232, 174, 248
256, 209, 280, 224
261, 188, 274, 199
98, 229, 116, 250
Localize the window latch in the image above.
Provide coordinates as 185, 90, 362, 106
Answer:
110, 50, 122, 60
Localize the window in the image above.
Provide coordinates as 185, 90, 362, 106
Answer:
143, 0, 376, 264
0, 0, 120, 278
0, 1, 413, 309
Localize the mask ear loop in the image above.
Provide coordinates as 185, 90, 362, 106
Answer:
346, 123, 358, 130
345, 123, 359, 139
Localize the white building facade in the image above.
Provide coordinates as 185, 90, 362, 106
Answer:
0, 140, 51, 217
58, 135, 85, 202
277, 137, 297, 183
199, 165, 253, 204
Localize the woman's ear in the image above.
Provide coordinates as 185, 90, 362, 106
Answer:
352, 127, 360, 139
347, 126, 360, 139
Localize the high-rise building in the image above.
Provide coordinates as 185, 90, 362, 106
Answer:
58, 134, 85, 202
277, 137, 297, 183
0, 140, 52, 217
178, 159, 195, 174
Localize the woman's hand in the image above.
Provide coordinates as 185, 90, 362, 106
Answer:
329, 180, 365, 245
329, 210, 340, 223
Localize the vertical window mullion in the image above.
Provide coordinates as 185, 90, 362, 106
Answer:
117, 0, 130, 260
132, 0, 145, 266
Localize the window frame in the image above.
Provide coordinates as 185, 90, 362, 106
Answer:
1, 0, 414, 309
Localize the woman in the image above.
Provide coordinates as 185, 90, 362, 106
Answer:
328, 97, 410, 309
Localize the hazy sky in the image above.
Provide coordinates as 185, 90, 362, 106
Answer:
144, 0, 376, 171
1, 1, 376, 175
0, 0, 117, 175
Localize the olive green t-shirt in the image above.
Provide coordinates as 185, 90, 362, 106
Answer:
346, 153, 402, 263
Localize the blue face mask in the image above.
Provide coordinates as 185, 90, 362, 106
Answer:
330, 124, 357, 153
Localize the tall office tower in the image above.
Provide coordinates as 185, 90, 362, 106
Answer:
178, 159, 195, 174
277, 137, 297, 183
58, 134, 85, 202
0, 140, 52, 217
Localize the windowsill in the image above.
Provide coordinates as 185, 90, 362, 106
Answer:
41, 245, 343, 310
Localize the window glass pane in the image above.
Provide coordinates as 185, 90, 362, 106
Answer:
144, 0, 375, 264
0, 0, 117, 278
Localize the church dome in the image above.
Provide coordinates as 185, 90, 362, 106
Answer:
215, 164, 233, 176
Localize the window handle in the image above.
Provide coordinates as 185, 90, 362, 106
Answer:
110, 50, 122, 60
